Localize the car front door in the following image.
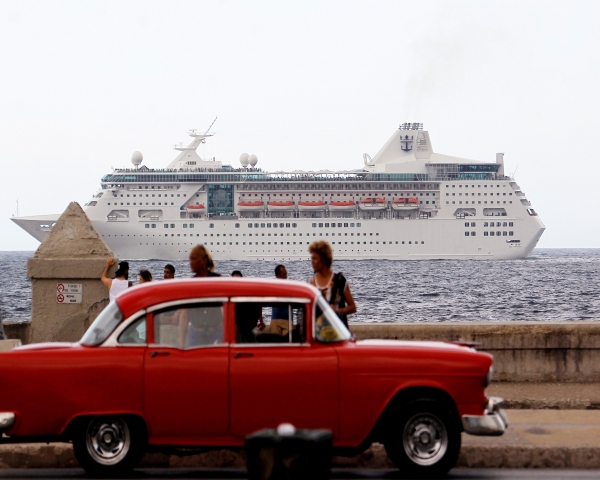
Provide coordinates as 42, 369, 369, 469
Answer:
143, 299, 230, 444
229, 298, 339, 438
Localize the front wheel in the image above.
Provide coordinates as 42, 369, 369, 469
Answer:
72, 415, 146, 475
383, 399, 461, 477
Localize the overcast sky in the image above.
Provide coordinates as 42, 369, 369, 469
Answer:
1, 0, 598, 250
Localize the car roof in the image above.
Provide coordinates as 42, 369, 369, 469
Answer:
116, 278, 318, 318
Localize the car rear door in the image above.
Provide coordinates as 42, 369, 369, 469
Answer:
228, 297, 339, 438
143, 298, 230, 444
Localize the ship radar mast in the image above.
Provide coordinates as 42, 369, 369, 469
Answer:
174, 116, 217, 152
166, 117, 222, 169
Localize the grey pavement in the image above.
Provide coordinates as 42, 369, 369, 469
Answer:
488, 382, 600, 409
0, 468, 600, 479
4, 407, 600, 471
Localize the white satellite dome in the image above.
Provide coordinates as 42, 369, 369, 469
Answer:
131, 151, 143, 167
239, 153, 249, 167
248, 154, 258, 167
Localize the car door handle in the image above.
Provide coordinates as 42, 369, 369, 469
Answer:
233, 352, 254, 359
150, 351, 171, 358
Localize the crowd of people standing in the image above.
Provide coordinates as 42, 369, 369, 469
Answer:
101, 240, 356, 329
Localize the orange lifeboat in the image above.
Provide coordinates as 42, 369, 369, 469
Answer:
237, 200, 264, 211
298, 200, 326, 211
359, 197, 386, 211
186, 204, 206, 214
329, 200, 356, 211
267, 200, 295, 212
392, 197, 419, 211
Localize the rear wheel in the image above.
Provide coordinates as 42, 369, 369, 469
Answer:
383, 399, 460, 477
72, 415, 146, 475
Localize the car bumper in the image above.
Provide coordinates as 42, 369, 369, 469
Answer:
0, 413, 15, 432
462, 397, 508, 436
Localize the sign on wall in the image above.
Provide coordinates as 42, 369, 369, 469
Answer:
56, 283, 82, 304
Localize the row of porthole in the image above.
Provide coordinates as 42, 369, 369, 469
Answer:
464, 231, 514, 236
205, 240, 424, 246
447, 192, 511, 196
448, 201, 512, 205
465, 222, 515, 227
108, 203, 175, 206
108, 232, 384, 238
137, 241, 426, 246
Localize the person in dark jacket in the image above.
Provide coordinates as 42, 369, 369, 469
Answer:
308, 241, 356, 328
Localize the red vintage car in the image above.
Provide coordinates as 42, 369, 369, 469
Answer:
0, 278, 506, 476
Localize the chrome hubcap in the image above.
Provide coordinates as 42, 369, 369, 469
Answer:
86, 417, 130, 466
403, 413, 448, 466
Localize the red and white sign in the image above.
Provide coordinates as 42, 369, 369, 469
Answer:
56, 284, 82, 304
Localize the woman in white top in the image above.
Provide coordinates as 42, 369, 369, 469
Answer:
101, 257, 130, 302
308, 240, 356, 328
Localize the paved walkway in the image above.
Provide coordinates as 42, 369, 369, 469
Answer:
3, 410, 600, 469
488, 382, 600, 409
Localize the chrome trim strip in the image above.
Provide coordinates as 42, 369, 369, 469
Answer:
230, 297, 310, 304
185, 343, 229, 350
0, 413, 15, 431
148, 343, 229, 350
232, 343, 310, 348
147, 298, 228, 312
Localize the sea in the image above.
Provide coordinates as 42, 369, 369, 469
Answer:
2, 249, 599, 324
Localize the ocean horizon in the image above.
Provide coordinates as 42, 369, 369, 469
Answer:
2, 248, 599, 324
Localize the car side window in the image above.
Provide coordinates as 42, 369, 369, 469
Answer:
153, 303, 224, 349
314, 296, 352, 343
117, 316, 147, 345
235, 302, 306, 344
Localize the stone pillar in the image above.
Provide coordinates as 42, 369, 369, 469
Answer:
27, 202, 117, 344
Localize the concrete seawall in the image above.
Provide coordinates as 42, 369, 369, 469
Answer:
351, 322, 600, 382
5, 320, 600, 382
4, 322, 29, 346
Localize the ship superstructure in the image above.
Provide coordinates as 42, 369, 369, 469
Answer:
12, 123, 545, 260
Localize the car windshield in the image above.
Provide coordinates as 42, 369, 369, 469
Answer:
80, 301, 124, 346
314, 296, 352, 342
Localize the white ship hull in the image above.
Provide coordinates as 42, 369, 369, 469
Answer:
12, 213, 545, 261
11, 123, 545, 260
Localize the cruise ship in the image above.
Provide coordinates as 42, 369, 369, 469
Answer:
12, 123, 545, 260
